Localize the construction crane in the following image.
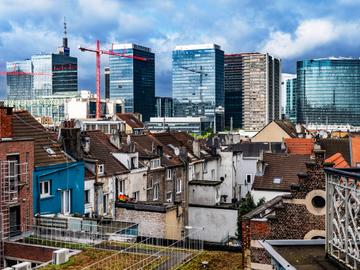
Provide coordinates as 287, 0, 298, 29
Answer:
79, 40, 147, 119
180, 65, 207, 102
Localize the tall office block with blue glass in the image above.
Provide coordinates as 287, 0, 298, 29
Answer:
297, 58, 360, 125
172, 44, 225, 132
109, 44, 155, 122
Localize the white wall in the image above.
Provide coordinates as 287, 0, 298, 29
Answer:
84, 180, 95, 216
251, 190, 290, 204
189, 185, 220, 205
188, 206, 238, 243
237, 156, 259, 197
128, 168, 148, 201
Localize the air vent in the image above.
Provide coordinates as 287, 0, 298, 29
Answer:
53, 248, 70, 265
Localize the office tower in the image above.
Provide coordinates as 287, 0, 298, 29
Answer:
6, 60, 33, 99
172, 44, 224, 131
109, 43, 155, 121
155, 97, 173, 117
239, 53, 281, 131
224, 54, 242, 129
7, 21, 78, 100
285, 77, 297, 123
281, 73, 296, 117
297, 58, 360, 126
104, 67, 110, 99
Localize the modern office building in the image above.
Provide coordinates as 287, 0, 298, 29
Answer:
224, 54, 243, 129
297, 58, 360, 126
6, 22, 78, 99
155, 97, 173, 117
109, 43, 155, 121
147, 117, 210, 135
6, 60, 33, 100
172, 44, 224, 131
285, 77, 297, 123
105, 67, 110, 99
240, 53, 281, 131
281, 73, 296, 116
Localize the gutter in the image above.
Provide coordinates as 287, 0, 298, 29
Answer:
259, 240, 296, 270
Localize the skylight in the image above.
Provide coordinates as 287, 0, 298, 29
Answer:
273, 177, 282, 184
44, 146, 56, 156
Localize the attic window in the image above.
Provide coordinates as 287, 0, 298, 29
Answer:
98, 164, 104, 174
44, 146, 56, 156
273, 177, 282, 184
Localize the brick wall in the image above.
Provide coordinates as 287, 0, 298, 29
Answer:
0, 140, 34, 237
0, 107, 13, 139
116, 207, 166, 238
4, 242, 55, 262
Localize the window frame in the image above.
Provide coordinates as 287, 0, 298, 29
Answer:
176, 178, 182, 194
40, 180, 51, 198
153, 183, 160, 200
166, 169, 172, 180
246, 174, 252, 184
84, 190, 90, 204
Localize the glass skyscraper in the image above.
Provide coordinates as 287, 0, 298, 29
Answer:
155, 97, 173, 117
297, 58, 360, 125
6, 60, 33, 99
172, 44, 224, 131
109, 44, 155, 121
285, 77, 297, 123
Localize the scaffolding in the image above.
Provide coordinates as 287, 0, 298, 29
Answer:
325, 167, 360, 270
0, 160, 29, 267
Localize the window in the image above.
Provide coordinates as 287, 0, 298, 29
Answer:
147, 177, 153, 189
153, 183, 159, 200
166, 169, 172, 180
176, 179, 182, 194
40, 181, 51, 198
166, 192, 172, 202
150, 159, 161, 169
246, 174, 252, 184
61, 190, 71, 215
131, 157, 137, 169
211, 169, 215, 181
312, 196, 326, 208
118, 179, 125, 194
273, 177, 282, 184
7, 154, 20, 191
84, 190, 90, 204
203, 162, 207, 173
98, 164, 104, 174
132, 191, 139, 201
103, 194, 109, 214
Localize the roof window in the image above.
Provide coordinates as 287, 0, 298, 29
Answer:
273, 177, 282, 184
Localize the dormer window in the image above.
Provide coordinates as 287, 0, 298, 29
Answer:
273, 177, 282, 184
98, 164, 104, 175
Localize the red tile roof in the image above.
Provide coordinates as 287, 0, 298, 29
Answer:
325, 153, 349, 168
253, 153, 310, 192
350, 137, 360, 166
116, 113, 144, 129
284, 138, 315, 155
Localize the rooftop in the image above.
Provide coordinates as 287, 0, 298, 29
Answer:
325, 153, 349, 168
285, 138, 315, 155
116, 113, 144, 129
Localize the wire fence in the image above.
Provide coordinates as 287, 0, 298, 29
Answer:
6, 218, 203, 270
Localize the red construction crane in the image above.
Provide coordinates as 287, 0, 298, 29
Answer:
79, 40, 147, 119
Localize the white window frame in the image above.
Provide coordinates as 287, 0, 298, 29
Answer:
153, 183, 159, 200
119, 179, 125, 194
132, 191, 139, 201
203, 161, 207, 173
40, 181, 51, 198
150, 158, 161, 169
176, 178, 182, 194
103, 193, 109, 215
166, 192, 172, 202
211, 169, 215, 181
98, 164, 104, 174
166, 169, 172, 180
61, 190, 71, 215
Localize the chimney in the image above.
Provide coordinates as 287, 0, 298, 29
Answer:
60, 127, 83, 160
192, 140, 200, 158
0, 107, 13, 139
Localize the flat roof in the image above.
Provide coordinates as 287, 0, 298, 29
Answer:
150, 117, 209, 123
112, 43, 151, 52
174, 44, 221, 50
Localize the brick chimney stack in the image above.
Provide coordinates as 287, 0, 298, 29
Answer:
0, 106, 13, 139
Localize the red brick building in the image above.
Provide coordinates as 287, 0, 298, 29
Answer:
0, 107, 34, 267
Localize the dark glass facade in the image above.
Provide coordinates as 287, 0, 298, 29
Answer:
51, 54, 77, 95
109, 44, 155, 121
297, 59, 360, 125
172, 44, 224, 131
285, 78, 297, 123
104, 67, 110, 99
155, 97, 173, 117
224, 54, 243, 129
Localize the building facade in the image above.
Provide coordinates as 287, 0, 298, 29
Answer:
237, 53, 281, 131
224, 54, 243, 129
109, 44, 155, 121
105, 67, 110, 99
147, 117, 210, 135
285, 77, 297, 123
297, 58, 360, 126
172, 44, 224, 131
155, 97, 173, 117
6, 60, 33, 100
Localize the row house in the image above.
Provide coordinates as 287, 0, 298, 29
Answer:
12, 110, 85, 217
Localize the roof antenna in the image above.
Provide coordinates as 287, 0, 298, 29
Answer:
59, 16, 70, 56
64, 16, 67, 37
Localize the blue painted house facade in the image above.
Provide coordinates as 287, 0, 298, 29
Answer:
33, 161, 85, 215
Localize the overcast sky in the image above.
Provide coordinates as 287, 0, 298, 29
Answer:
1, 0, 360, 99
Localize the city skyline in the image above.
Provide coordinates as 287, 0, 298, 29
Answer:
1, 0, 360, 99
